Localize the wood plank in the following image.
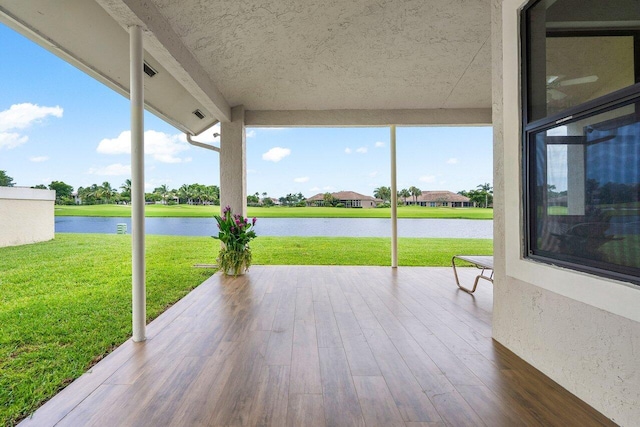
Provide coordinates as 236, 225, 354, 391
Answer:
404, 422, 447, 427
54, 384, 129, 427
311, 280, 331, 304
295, 287, 315, 322
318, 347, 365, 426
352, 376, 405, 427
334, 311, 381, 376
410, 332, 485, 387
391, 338, 456, 398
264, 284, 296, 366
314, 301, 343, 348
167, 348, 238, 426
456, 385, 526, 427
210, 331, 270, 426
251, 291, 282, 331
248, 365, 290, 427
121, 356, 209, 426
287, 394, 326, 427
343, 291, 383, 331
289, 319, 323, 394
363, 328, 441, 423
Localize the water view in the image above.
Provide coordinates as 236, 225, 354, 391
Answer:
55, 217, 493, 239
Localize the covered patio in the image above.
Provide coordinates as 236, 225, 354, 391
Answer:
20, 267, 613, 426
2, 0, 638, 424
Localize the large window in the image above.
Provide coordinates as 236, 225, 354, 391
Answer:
522, 0, 640, 284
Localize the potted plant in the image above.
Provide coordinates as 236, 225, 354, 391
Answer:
213, 206, 257, 276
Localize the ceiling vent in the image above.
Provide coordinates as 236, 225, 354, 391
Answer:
143, 62, 157, 78
193, 109, 205, 119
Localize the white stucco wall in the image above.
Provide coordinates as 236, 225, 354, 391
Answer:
492, 1, 640, 425
0, 187, 55, 247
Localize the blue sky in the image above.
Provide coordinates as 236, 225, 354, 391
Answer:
0, 23, 492, 198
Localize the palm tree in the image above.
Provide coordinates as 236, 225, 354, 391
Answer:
120, 179, 131, 194
399, 188, 411, 205
178, 184, 190, 204
409, 186, 421, 204
153, 184, 169, 204
373, 186, 391, 202
101, 181, 115, 204
120, 179, 132, 203
477, 183, 493, 208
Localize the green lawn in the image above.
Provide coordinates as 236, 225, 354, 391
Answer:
0, 233, 491, 425
55, 204, 493, 219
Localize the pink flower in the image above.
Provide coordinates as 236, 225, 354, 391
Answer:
252, 217, 257, 225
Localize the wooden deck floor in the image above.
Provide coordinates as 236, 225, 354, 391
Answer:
21, 266, 615, 427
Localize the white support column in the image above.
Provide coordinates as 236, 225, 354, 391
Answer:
220, 106, 247, 217
390, 125, 398, 268
130, 25, 146, 342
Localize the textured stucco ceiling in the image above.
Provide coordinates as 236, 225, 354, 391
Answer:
1, 0, 492, 128
152, 0, 492, 111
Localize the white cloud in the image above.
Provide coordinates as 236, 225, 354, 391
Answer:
446, 158, 459, 164
344, 148, 352, 154
369, 171, 378, 178
262, 147, 291, 162
0, 103, 63, 150
0, 132, 28, 150
356, 147, 368, 154
88, 163, 131, 176
294, 176, 309, 183
419, 175, 436, 183
309, 186, 320, 192
322, 186, 334, 191
246, 130, 256, 138
375, 141, 385, 148
0, 103, 63, 132
98, 130, 191, 163
30, 156, 49, 162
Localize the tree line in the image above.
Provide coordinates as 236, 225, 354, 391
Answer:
2, 169, 493, 208
458, 183, 493, 208
373, 183, 493, 208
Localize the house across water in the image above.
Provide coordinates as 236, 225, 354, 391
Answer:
404, 190, 475, 207
306, 191, 381, 208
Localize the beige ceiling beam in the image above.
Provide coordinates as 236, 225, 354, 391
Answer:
96, 0, 231, 123
245, 109, 492, 127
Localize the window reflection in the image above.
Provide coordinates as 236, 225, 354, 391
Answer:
526, 0, 639, 122
533, 104, 640, 272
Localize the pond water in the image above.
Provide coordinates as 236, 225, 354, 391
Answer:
55, 216, 493, 239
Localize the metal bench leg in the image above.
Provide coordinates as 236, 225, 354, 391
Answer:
452, 256, 493, 294
452, 256, 476, 294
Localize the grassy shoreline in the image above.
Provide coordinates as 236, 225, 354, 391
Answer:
55, 204, 494, 219
1, 234, 491, 425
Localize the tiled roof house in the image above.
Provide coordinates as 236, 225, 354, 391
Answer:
404, 190, 474, 207
306, 191, 381, 208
